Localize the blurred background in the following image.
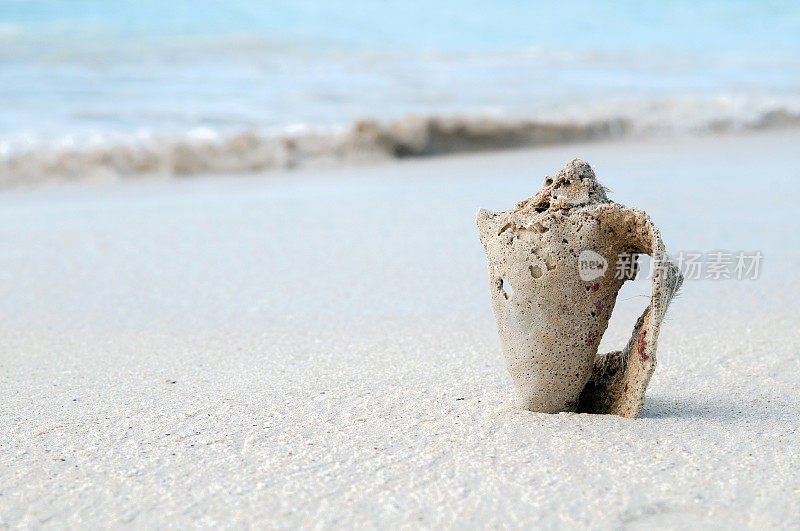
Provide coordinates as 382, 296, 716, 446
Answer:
1, 0, 799, 184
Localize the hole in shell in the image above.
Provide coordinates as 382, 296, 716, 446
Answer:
598, 255, 652, 353
499, 277, 514, 299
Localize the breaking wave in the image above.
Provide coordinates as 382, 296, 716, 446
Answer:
2, 99, 800, 187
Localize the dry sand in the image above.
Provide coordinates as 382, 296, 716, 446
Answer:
1, 131, 799, 528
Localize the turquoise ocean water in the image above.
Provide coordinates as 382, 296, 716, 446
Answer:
1, 0, 799, 179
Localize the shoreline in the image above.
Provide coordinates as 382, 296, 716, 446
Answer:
3, 108, 800, 189
2, 126, 799, 194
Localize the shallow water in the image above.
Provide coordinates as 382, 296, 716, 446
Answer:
2, 0, 799, 181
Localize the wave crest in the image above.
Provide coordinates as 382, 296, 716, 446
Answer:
2, 104, 800, 187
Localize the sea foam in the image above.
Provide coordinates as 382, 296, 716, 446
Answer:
2, 98, 799, 187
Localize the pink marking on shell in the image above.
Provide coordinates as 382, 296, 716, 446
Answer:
637, 329, 648, 361
585, 331, 600, 345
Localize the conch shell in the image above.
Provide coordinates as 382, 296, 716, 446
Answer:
477, 159, 682, 417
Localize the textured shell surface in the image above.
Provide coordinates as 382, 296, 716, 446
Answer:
478, 159, 683, 417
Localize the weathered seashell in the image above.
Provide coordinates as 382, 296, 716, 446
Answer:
477, 159, 682, 417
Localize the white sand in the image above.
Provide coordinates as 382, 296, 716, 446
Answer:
2, 131, 799, 528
